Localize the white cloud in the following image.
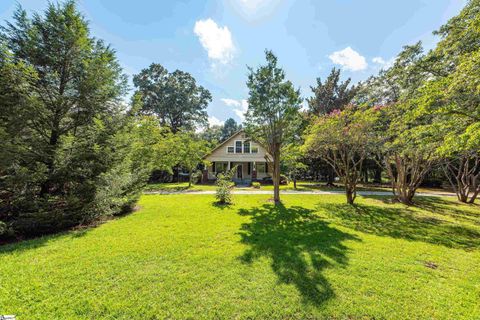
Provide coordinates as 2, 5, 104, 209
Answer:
328, 47, 368, 71
221, 98, 248, 121
372, 57, 385, 65
194, 19, 235, 64
208, 116, 224, 127
372, 56, 395, 69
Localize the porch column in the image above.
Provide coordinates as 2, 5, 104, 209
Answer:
228, 161, 231, 170
252, 161, 257, 180
202, 163, 208, 183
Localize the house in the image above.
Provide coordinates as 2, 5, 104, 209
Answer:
202, 130, 272, 184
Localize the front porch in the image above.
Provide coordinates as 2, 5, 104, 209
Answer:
203, 161, 271, 184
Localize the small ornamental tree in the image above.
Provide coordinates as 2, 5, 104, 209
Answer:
215, 166, 237, 204
304, 106, 380, 204
282, 143, 307, 189
175, 132, 210, 187
244, 50, 302, 204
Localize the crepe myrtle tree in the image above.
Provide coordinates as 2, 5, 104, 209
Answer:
304, 106, 381, 204
382, 101, 438, 205
244, 50, 302, 204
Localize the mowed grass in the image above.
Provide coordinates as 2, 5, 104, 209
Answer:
145, 181, 450, 194
143, 182, 218, 192
1, 194, 479, 319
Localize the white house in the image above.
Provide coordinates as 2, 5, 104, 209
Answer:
202, 130, 272, 184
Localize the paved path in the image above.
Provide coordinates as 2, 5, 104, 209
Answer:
144, 189, 456, 197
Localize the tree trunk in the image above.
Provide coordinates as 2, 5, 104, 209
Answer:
345, 186, 357, 204
188, 170, 192, 188
272, 145, 281, 204
443, 155, 480, 204
385, 153, 431, 206
39, 126, 60, 196
293, 177, 297, 189
345, 181, 357, 205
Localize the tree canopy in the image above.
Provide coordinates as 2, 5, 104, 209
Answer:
245, 50, 302, 203
133, 63, 212, 133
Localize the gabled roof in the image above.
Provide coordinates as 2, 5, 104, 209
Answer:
203, 129, 245, 158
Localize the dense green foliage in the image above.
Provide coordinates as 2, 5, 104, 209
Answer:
0, 2, 150, 238
245, 50, 302, 203
133, 63, 212, 133
304, 106, 381, 204
215, 166, 236, 204
0, 194, 478, 319
314, 0, 480, 204
308, 68, 357, 116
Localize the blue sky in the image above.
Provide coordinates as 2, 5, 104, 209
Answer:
0, 0, 467, 126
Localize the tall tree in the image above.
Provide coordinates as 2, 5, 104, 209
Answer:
0, 2, 149, 237
359, 42, 435, 205
244, 50, 302, 204
412, 0, 480, 203
308, 68, 357, 115
199, 124, 223, 148
220, 118, 240, 141
133, 63, 212, 133
1, 1, 127, 196
307, 68, 358, 186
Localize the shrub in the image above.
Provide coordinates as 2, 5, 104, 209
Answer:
215, 166, 237, 204
252, 182, 261, 189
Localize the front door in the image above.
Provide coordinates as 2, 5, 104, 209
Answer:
236, 164, 243, 179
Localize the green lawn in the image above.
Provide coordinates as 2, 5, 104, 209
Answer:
1, 194, 479, 319
143, 182, 218, 191
144, 181, 450, 194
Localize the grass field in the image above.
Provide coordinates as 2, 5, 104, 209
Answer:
1, 194, 479, 319
144, 181, 452, 195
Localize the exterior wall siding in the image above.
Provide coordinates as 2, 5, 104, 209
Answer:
204, 131, 272, 182
205, 131, 269, 162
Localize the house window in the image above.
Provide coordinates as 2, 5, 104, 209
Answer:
247, 162, 251, 175
215, 162, 228, 173
243, 141, 250, 153
227, 146, 234, 153
235, 141, 242, 153
251, 146, 259, 153
257, 162, 266, 173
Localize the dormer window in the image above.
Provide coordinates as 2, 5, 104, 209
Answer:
235, 141, 242, 153
243, 141, 250, 153
224, 138, 258, 154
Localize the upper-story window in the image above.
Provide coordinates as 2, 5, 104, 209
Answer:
226, 139, 258, 154
235, 141, 242, 153
243, 141, 250, 153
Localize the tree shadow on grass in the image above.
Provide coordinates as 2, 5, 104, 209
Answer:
413, 197, 480, 226
316, 202, 480, 250
237, 203, 359, 306
0, 227, 91, 255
